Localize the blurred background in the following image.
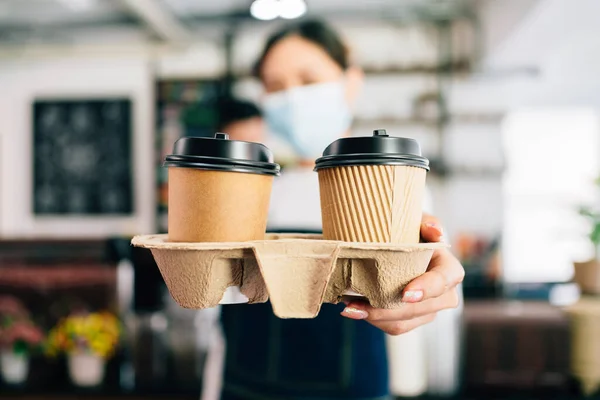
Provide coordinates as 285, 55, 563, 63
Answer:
1, 0, 600, 399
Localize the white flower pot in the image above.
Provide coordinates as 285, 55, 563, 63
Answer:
68, 353, 105, 387
0, 351, 29, 385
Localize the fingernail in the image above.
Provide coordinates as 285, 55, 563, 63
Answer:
342, 307, 369, 320
425, 222, 444, 235
403, 290, 424, 303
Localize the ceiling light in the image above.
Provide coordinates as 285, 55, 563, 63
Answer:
250, 0, 307, 21
57, 0, 96, 11
279, 0, 307, 19
250, 0, 280, 21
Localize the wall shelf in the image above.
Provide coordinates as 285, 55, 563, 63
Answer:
233, 60, 472, 80
354, 113, 505, 128
429, 159, 504, 178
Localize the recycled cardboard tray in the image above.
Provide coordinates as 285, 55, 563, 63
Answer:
131, 234, 447, 319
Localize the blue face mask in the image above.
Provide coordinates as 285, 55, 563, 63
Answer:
263, 80, 352, 160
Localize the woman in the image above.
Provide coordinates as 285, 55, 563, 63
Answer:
219, 20, 464, 400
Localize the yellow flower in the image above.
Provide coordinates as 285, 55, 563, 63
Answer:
90, 341, 106, 357
46, 311, 121, 360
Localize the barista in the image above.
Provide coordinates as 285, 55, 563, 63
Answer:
217, 20, 464, 400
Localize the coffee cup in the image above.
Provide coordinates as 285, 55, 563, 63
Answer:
315, 129, 429, 244
164, 133, 280, 242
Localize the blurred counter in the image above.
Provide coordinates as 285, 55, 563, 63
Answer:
0, 396, 195, 400
464, 300, 573, 395
0, 385, 196, 400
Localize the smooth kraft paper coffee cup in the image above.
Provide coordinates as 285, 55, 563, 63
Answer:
164, 133, 280, 242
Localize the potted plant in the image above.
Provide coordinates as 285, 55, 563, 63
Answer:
46, 311, 120, 388
575, 177, 600, 293
0, 296, 44, 385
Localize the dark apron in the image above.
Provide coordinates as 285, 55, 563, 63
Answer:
220, 302, 390, 400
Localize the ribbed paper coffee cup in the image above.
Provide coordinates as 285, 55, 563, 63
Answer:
315, 130, 429, 244
164, 133, 280, 242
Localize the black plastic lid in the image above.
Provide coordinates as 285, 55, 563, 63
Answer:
164, 133, 280, 176
314, 129, 429, 171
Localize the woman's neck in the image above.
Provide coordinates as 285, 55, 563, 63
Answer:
298, 159, 315, 168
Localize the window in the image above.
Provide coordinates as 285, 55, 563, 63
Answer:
502, 109, 599, 282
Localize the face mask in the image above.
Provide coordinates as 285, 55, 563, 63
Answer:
263, 80, 352, 159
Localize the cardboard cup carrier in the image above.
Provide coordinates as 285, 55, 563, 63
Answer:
133, 130, 444, 319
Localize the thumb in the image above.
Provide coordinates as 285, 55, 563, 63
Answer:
420, 213, 444, 243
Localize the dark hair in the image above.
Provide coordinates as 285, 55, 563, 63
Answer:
216, 97, 262, 131
253, 19, 349, 78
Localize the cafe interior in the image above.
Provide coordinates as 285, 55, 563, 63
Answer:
0, 0, 599, 399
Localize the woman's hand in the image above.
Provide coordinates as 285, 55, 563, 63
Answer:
341, 214, 465, 335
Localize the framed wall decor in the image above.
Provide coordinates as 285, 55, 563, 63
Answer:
32, 98, 133, 216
